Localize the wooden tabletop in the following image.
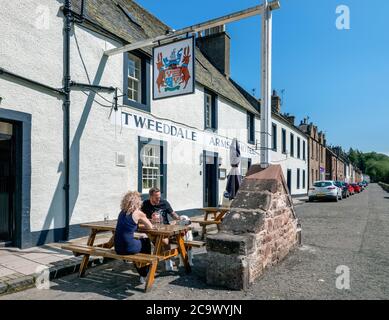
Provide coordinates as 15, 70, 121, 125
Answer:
200, 207, 230, 212
80, 220, 191, 236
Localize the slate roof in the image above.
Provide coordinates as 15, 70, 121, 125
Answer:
230, 78, 309, 137
71, 0, 258, 114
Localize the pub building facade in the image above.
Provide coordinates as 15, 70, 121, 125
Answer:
0, 0, 307, 248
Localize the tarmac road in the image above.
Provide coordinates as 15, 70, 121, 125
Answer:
1, 184, 388, 300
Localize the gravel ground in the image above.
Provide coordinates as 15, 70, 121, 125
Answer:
1, 184, 388, 300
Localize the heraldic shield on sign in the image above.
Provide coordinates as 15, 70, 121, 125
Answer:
153, 37, 195, 100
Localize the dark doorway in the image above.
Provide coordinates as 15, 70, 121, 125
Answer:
286, 169, 292, 194
203, 151, 219, 207
0, 121, 16, 243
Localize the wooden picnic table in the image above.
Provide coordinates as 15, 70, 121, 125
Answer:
76, 220, 192, 291
190, 207, 230, 239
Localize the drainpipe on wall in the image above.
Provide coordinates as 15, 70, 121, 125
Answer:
63, 0, 72, 241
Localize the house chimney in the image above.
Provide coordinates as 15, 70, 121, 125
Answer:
287, 115, 295, 125
196, 25, 230, 78
271, 90, 281, 113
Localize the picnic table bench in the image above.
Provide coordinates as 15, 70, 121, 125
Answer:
190, 207, 230, 239
61, 220, 203, 292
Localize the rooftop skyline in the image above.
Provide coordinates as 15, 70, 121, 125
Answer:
136, 0, 389, 156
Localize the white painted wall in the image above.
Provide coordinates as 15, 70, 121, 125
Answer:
257, 117, 308, 196
0, 0, 307, 239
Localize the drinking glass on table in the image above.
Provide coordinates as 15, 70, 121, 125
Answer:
152, 210, 163, 229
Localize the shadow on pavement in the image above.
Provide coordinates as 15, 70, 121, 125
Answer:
44, 253, 221, 299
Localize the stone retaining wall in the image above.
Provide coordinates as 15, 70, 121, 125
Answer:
206, 165, 299, 290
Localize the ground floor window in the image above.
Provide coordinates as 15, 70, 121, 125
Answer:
303, 170, 306, 189
138, 137, 166, 196
297, 169, 300, 189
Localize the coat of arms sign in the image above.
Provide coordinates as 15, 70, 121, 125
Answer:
153, 37, 195, 100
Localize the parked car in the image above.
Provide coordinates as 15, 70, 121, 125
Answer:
335, 181, 349, 199
309, 181, 343, 202
351, 183, 361, 193
358, 182, 365, 191
344, 183, 355, 195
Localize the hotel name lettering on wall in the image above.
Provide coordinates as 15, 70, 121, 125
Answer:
122, 113, 197, 142
120, 112, 257, 157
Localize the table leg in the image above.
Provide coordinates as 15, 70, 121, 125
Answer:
145, 259, 158, 293
153, 235, 163, 255
79, 229, 97, 277
176, 234, 191, 273
101, 231, 115, 249
201, 224, 206, 240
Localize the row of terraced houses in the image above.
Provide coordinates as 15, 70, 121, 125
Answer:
0, 0, 364, 248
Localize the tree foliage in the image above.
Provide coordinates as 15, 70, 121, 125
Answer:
348, 149, 389, 183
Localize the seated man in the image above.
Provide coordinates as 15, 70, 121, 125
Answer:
141, 187, 180, 225
141, 187, 180, 271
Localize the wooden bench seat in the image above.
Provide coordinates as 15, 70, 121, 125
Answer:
61, 243, 159, 292
184, 240, 206, 248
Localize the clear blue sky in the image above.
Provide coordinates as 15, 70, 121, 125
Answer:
136, 0, 389, 155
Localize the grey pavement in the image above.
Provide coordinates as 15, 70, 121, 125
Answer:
1, 184, 388, 300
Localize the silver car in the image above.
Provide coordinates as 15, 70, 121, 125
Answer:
308, 181, 343, 202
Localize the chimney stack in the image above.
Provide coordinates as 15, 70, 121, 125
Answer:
271, 90, 281, 113
196, 25, 230, 78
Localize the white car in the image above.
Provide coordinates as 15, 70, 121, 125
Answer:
308, 180, 343, 202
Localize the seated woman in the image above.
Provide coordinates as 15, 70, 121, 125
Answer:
114, 191, 154, 284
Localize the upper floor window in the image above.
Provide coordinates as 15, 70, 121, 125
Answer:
272, 123, 277, 151
303, 141, 306, 160
311, 140, 314, 159
247, 112, 255, 145
204, 89, 218, 131
124, 52, 150, 112
282, 129, 287, 154
290, 133, 295, 157
297, 137, 301, 159
128, 54, 142, 103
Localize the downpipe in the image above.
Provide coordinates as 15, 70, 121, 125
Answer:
63, 0, 72, 241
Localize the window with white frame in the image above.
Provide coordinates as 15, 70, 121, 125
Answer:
141, 144, 162, 194
128, 53, 142, 103
205, 93, 213, 129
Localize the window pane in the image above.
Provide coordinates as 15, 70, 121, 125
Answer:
128, 54, 142, 103
205, 94, 213, 128
141, 144, 162, 194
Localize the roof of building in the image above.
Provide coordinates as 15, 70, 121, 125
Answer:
230, 79, 309, 137
71, 0, 258, 115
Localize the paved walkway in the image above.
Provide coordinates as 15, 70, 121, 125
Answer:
0, 233, 112, 294
1, 184, 388, 299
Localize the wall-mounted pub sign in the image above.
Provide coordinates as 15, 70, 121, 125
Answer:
152, 37, 195, 100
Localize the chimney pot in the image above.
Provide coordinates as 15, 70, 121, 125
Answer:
196, 25, 230, 78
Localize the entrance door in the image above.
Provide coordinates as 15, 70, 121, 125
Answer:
203, 151, 219, 207
286, 169, 292, 194
0, 121, 15, 242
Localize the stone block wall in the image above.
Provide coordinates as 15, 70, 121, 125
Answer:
206, 165, 299, 290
